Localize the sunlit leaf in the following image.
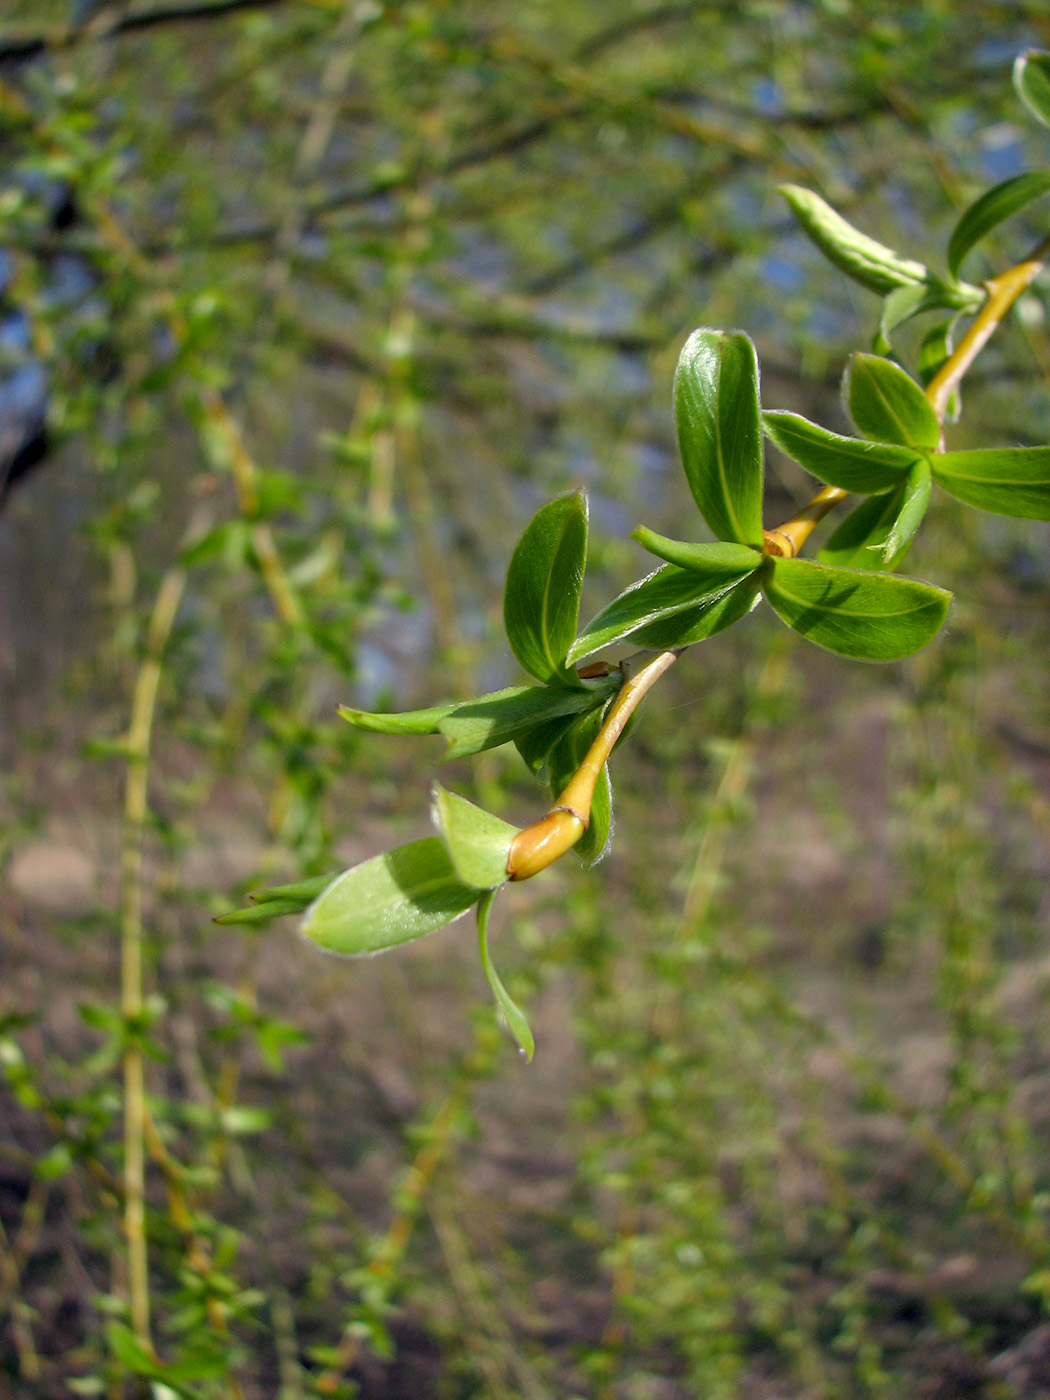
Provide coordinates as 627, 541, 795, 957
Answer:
630, 530, 763, 575
503, 490, 588, 684
477, 890, 534, 1061
779, 184, 928, 293
761, 556, 951, 659
301, 838, 480, 955
568, 565, 758, 662
1015, 49, 1050, 128
763, 410, 917, 492
819, 489, 907, 570
337, 700, 458, 736
932, 446, 1050, 519
673, 329, 764, 546
883, 458, 932, 562
438, 676, 618, 760
432, 784, 518, 889
844, 353, 941, 450
947, 168, 1050, 279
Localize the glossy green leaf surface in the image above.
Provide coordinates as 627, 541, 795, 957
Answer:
513, 709, 585, 776
439, 676, 617, 760
763, 410, 917, 492
1015, 49, 1050, 127
621, 574, 762, 652
932, 447, 1050, 519
762, 557, 951, 660
477, 890, 533, 1061
503, 490, 588, 684
630, 529, 763, 576
545, 708, 612, 866
432, 784, 518, 889
568, 565, 755, 662
301, 837, 480, 955
947, 167, 1050, 279
673, 329, 764, 546
845, 354, 941, 449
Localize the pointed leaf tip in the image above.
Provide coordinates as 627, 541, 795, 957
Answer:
432, 784, 518, 889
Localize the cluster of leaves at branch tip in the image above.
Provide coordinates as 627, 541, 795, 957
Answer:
220, 48, 1050, 1059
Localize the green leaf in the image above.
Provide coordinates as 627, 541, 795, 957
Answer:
1015, 49, 1050, 128
503, 490, 588, 684
514, 709, 585, 776
250, 874, 336, 904
545, 708, 612, 866
629, 530, 762, 576
431, 784, 518, 889
819, 489, 906, 571
947, 168, 1050, 279
761, 556, 951, 660
568, 566, 759, 663
763, 410, 917, 492
337, 700, 458, 736
214, 898, 313, 926
844, 353, 941, 450
884, 458, 932, 562
779, 184, 929, 293
875, 278, 980, 353
621, 574, 762, 652
932, 447, 1050, 520
477, 890, 534, 1061
438, 676, 617, 760
301, 838, 481, 955
673, 329, 764, 546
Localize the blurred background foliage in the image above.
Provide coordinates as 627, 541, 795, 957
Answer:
1, 1, 1050, 1396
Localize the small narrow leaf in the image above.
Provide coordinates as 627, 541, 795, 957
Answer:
932, 447, 1050, 519
883, 458, 932, 562
619, 574, 761, 652
779, 184, 928, 293
504, 490, 588, 684
251, 874, 336, 904
844, 353, 941, 450
947, 168, 1050, 280
630, 530, 762, 576
568, 565, 756, 663
337, 700, 458, 736
819, 489, 907, 570
514, 709, 584, 776
438, 676, 617, 760
432, 784, 518, 889
763, 410, 917, 492
673, 329, 764, 546
875, 278, 980, 352
1015, 49, 1050, 128
762, 556, 951, 660
477, 890, 534, 1061
302, 838, 480, 955
214, 874, 338, 927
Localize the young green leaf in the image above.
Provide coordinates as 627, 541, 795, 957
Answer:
214, 873, 338, 926
301, 837, 481, 955
629, 530, 763, 576
819, 489, 907, 571
875, 278, 981, 353
844, 353, 941, 450
477, 890, 534, 1061
503, 490, 588, 685
778, 184, 929, 293
619, 574, 762, 652
674, 329, 764, 546
439, 675, 618, 760
568, 565, 757, 662
761, 556, 951, 660
763, 410, 917, 492
947, 168, 1050, 280
932, 447, 1050, 519
432, 784, 519, 889
337, 699, 459, 736
545, 707, 612, 866
1015, 49, 1050, 128
514, 708, 585, 776
883, 458, 932, 562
